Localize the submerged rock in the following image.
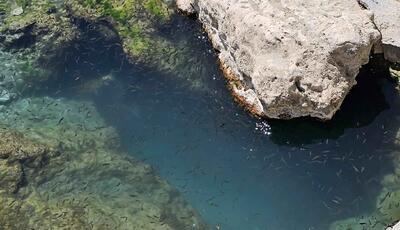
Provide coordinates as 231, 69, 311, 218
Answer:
0, 0, 213, 93
360, 0, 400, 64
0, 161, 22, 194
0, 96, 208, 229
0, 50, 46, 104
330, 131, 400, 230
177, 0, 381, 120
0, 130, 55, 193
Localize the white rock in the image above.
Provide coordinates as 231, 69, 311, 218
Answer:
360, 0, 400, 63
177, 0, 381, 120
11, 6, 24, 16
0, 89, 12, 104
175, 0, 196, 15
387, 221, 400, 230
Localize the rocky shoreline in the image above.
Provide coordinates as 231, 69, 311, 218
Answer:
0, 0, 400, 229
176, 0, 400, 120
176, 0, 400, 228
2, 0, 398, 121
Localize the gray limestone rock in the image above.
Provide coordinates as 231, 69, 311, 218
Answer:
387, 221, 400, 230
177, 0, 381, 120
360, 0, 400, 63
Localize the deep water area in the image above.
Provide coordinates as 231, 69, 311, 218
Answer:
2, 14, 400, 230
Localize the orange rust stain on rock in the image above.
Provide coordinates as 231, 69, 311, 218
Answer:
217, 59, 264, 118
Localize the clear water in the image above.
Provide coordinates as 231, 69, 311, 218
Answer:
10, 15, 400, 230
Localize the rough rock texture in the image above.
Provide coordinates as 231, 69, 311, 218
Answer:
387, 221, 400, 230
176, 0, 196, 15
360, 0, 400, 63
0, 131, 56, 193
390, 65, 400, 86
177, 0, 381, 120
0, 97, 208, 229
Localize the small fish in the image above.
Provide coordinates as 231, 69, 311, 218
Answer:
352, 164, 360, 173
322, 201, 331, 210
336, 169, 342, 178
311, 155, 320, 161
57, 117, 64, 125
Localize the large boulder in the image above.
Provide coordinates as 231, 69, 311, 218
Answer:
360, 0, 400, 63
177, 0, 381, 120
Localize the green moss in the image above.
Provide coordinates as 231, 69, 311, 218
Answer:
143, 0, 169, 18
16, 0, 31, 9
0, 0, 10, 13
130, 38, 150, 55
119, 24, 151, 55
75, 0, 173, 57
81, 0, 170, 23
82, 0, 133, 23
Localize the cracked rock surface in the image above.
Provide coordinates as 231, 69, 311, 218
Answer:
177, 0, 384, 120
360, 0, 400, 63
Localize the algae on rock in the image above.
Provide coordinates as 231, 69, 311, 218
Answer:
0, 0, 211, 94
0, 96, 207, 229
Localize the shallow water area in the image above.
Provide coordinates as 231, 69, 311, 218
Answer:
1, 14, 400, 230
97, 65, 400, 230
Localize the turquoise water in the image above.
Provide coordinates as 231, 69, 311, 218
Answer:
14, 16, 400, 229
92, 64, 398, 230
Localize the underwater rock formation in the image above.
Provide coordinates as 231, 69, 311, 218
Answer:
0, 0, 170, 66
360, 0, 400, 64
330, 131, 400, 230
0, 0, 213, 94
176, 0, 381, 120
0, 130, 57, 193
0, 96, 207, 229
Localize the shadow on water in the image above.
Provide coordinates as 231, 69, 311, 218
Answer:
35, 13, 400, 230
268, 55, 394, 147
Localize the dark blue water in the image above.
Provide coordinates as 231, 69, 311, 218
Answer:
48, 16, 400, 230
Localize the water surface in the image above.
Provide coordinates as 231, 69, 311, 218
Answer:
21, 16, 400, 230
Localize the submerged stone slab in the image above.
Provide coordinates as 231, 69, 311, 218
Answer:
360, 0, 400, 63
0, 97, 208, 229
177, 0, 381, 120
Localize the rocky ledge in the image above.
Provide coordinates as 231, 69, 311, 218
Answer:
177, 0, 400, 120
